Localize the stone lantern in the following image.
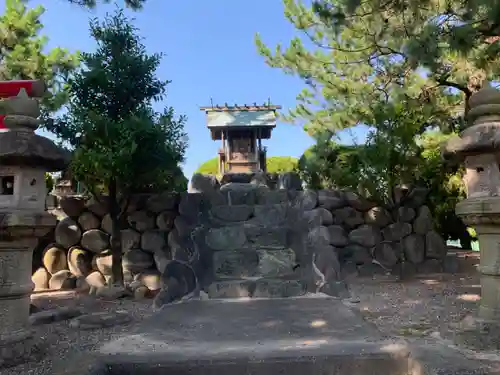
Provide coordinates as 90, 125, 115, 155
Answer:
0, 81, 69, 366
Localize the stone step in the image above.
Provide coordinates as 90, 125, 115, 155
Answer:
213, 248, 298, 279
207, 278, 307, 299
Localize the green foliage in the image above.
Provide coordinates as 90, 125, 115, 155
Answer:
49, 9, 187, 284
45, 173, 54, 192
0, 0, 79, 114
195, 156, 298, 176
67, 0, 147, 10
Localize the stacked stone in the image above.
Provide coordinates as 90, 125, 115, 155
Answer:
304, 189, 448, 277
31, 193, 179, 297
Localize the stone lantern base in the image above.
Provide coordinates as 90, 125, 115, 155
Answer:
454, 197, 500, 349
0, 211, 56, 368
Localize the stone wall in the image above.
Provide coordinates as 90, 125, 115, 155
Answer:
311, 188, 448, 277
32, 184, 447, 301
32, 193, 180, 297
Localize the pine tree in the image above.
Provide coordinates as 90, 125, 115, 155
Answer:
0, 0, 79, 113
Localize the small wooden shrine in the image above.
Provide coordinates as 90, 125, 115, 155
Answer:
200, 102, 280, 174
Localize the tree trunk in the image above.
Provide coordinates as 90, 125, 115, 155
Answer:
108, 179, 124, 286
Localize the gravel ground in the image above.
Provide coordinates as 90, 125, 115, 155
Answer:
3, 261, 482, 375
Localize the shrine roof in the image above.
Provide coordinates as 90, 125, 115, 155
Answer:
200, 105, 280, 129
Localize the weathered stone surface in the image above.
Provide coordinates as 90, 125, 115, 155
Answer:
95, 285, 131, 300
173, 215, 195, 237
346, 244, 372, 265
42, 245, 67, 275
327, 225, 348, 247
358, 262, 389, 277
344, 191, 374, 211
94, 250, 113, 276
118, 229, 140, 253
222, 184, 257, 205
100, 214, 112, 234
253, 279, 307, 298
210, 205, 253, 222
382, 222, 412, 241
156, 211, 176, 231
155, 260, 197, 306
75, 276, 90, 293
253, 204, 289, 226
178, 193, 204, 219
123, 249, 154, 273
81, 229, 109, 253
86, 196, 109, 218
257, 249, 296, 277
78, 211, 100, 231
333, 206, 364, 228
32, 267, 50, 291
312, 245, 342, 293
349, 225, 382, 248
154, 251, 170, 273
373, 242, 399, 268
308, 225, 331, 247
244, 224, 288, 248
59, 196, 86, 218
278, 172, 302, 190
213, 251, 259, 278
297, 190, 318, 210
418, 258, 443, 274
364, 206, 391, 227
402, 234, 425, 264
189, 173, 218, 194
304, 207, 333, 226
67, 246, 92, 277
127, 210, 155, 232
29, 307, 82, 326
426, 231, 448, 259
136, 269, 161, 291
207, 279, 255, 298
141, 230, 166, 253
85, 271, 106, 288
134, 286, 149, 300
255, 189, 288, 204
206, 226, 246, 251
55, 217, 81, 248
146, 192, 178, 213
397, 207, 416, 223
413, 206, 433, 234
69, 311, 132, 330
317, 189, 345, 210
405, 187, 428, 208
49, 270, 76, 290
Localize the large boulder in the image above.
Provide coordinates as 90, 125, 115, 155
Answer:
49, 270, 76, 290
277, 172, 302, 190
364, 207, 391, 227
81, 229, 110, 253
349, 225, 382, 248
425, 231, 448, 259
189, 173, 218, 194
206, 226, 247, 251
344, 192, 374, 212
304, 207, 333, 226
146, 193, 178, 213
136, 269, 162, 291
317, 190, 345, 210
42, 245, 67, 275
85, 196, 109, 218
127, 210, 156, 232
382, 222, 412, 241
118, 229, 141, 253
55, 217, 82, 249
141, 230, 167, 253
67, 246, 92, 277
59, 196, 86, 218
397, 207, 416, 223
327, 225, 348, 247
93, 250, 113, 277
297, 190, 318, 210
100, 214, 113, 234
156, 211, 176, 231
78, 211, 100, 231
333, 206, 364, 228
122, 249, 154, 273
413, 206, 434, 234
32, 267, 50, 291
403, 234, 425, 264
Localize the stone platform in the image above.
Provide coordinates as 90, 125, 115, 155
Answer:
87, 296, 413, 375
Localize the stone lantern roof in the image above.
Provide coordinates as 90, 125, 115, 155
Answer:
0, 88, 70, 171
443, 83, 500, 160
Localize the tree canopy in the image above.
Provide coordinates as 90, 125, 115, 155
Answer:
67, 0, 147, 10
48, 9, 187, 284
0, 0, 79, 114
195, 156, 299, 176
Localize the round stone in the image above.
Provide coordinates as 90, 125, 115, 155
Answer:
81, 229, 110, 253
55, 217, 82, 249
42, 245, 67, 275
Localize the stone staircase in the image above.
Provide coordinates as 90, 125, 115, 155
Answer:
207, 246, 308, 298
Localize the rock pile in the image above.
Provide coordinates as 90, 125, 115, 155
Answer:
308, 188, 448, 276
32, 193, 179, 297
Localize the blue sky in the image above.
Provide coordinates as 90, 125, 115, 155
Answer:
12, 0, 366, 178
